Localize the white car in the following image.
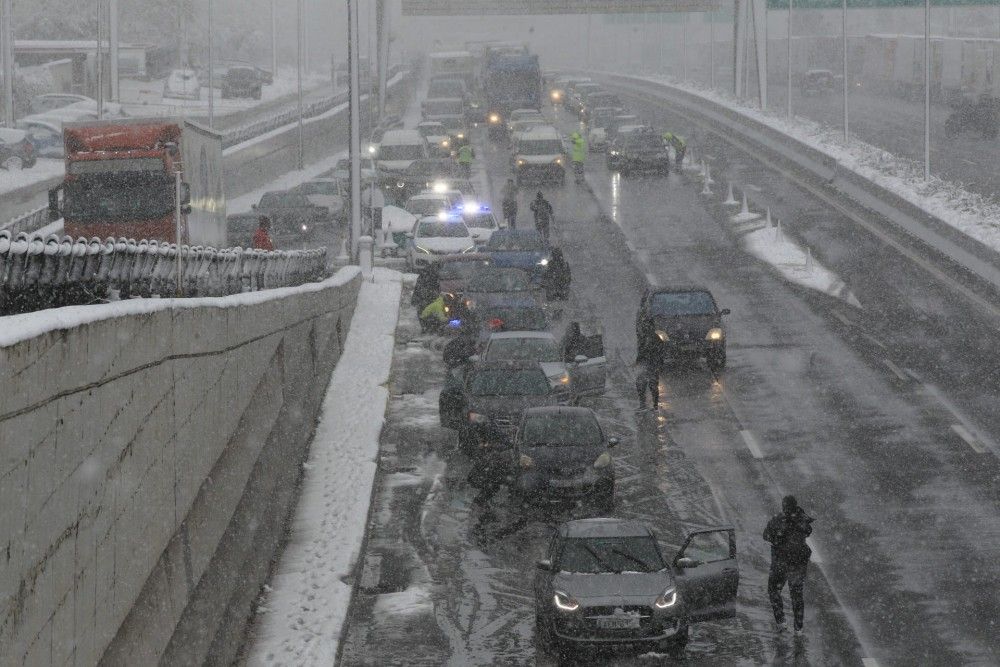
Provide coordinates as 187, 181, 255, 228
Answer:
416, 120, 452, 156
511, 126, 566, 185
163, 69, 202, 100
294, 179, 346, 220
460, 202, 501, 246
506, 108, 544, 134
405, 193, 455, 218
377, 129, 429, 173
407, 215, 475, 270
480, 331, 607, 399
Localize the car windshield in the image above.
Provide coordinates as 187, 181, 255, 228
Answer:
418, 124, 446, 137
478, 307, 548, 331
518, 139, 563, 156
651, 291, 717, 316
407, 199, 448, 217
625, 133, 659, 149
468, 369, 550, 396
418, 221, 469, 238
558, 537, 665, 574
424, 100, 463, 115
380, 144, 425, 161
487, 233, 544, 251
429, 81, 465, 97
466, 212, 498, 229
439, 260, 488, 280
485, 338, 561, 363
297, 181, 337, 195
260, 193, 308, 208
466, 269, 529, 292
521, 413, 602, 446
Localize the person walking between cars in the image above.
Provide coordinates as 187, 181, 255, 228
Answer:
501, 178, 518, 229
764, 495, 814, 635
457, 143, 474, 178
570, 131, 587, 184
543, 247, 571, 300
662, 132, 687, 169
530, 191, 554, 242
634, 319, 662, 409
252, 216, 275, 251
411, 262, 441, 315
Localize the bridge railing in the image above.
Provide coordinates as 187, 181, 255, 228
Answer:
0, 230, 327, 316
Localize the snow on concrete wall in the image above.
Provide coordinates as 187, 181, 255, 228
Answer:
0, 267, 363, 666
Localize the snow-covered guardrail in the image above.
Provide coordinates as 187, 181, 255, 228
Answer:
602, 74, 1000, 299
0, 229, 327, 316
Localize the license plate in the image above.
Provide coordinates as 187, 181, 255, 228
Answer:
596, 616, 640, 630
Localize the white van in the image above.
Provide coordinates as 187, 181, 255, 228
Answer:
377, 129, 430, 174
511, 125, 566, 185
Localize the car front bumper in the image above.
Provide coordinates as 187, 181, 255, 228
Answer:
658, 339, 724, 359
515, 164, 565, 181
517, 472, 611, 502
550, 613, 683, 646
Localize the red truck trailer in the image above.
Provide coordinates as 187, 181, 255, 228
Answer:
49, 117, 226, 246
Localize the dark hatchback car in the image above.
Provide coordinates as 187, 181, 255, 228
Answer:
463, 267, 534, 310
439, 361, 566, 453
389, 158, 465, 203
483, 230, 552, 285
607, 129, 670, 176
221, 65, 263, 99
636, 287, 729, 371
511, 406, 617, 511
252, 191, 330, 240
534, 518, 739, 656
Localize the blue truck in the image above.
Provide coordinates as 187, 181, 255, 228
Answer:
483, 52, 541, 139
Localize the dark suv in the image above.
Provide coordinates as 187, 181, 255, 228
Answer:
534, 519, 740, 656
636, 287, 729, 371
438, 361, 567, 453
221, 65, 263, 99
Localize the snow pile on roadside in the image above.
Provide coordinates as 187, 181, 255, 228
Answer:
227, 150, 347, 214
635, 74, 1000, 254
0, 158, 63, 196
247, 267, 403, 667
743, 226, 861, 308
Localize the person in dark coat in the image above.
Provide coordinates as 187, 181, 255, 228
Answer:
543, 247, 571, 300
501, 178, 518, 229
635, 320, 663, 408
529, 191, 554, 241
763, 495, 814, 634
443, 323, 478, 368
562, 322, 585, 363
411, 263, 441, 314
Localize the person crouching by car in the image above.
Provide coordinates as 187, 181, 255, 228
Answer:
252, 216, 275, 250
420, 294, 449, 333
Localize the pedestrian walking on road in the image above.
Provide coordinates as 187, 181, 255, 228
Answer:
457, 144, 474, 178
530, 191, 554, 242
542, 247, 571, 300
252, 216, 275, 251
764, 495, 814, 635
634, 323, 663, 409
501, 178, 518, 229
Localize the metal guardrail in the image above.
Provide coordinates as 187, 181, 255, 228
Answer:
0, 230, 327, 316
2, 206, 49, 236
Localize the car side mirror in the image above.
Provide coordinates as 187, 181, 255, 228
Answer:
675, 556, 698, 569
608, 437, 619, 448
574, 354, 587, 363
721, 308, 731, 315
536, 559, 552, 571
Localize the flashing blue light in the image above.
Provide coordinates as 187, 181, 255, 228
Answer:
447, 319, 463, 328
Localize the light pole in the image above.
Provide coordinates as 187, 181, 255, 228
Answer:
786, 0, 792, 118
296, 0, 304, 169
709, 8, 716, 90
923, 0, 930, 180
842, 0, 849, 142
270, 0, 277, 80
207, 0, 214, 127
96, 0, 104, 120
348, 0, 362, 262
1, 0, 13, 127
109, 0, 119, 102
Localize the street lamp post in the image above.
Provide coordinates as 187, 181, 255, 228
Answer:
271, 0, 277, 80
787, 0, 792, 119
96, 0, 104, 120
207, 0, 214, 127
842, 0, 849, 142
1, 0, 14, 127
109, 0, 119, 102
924, 0, 931, 180
348, 0, 362, 262
296, 0, 304, 169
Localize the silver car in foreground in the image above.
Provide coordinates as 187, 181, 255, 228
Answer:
534, 518, 739, 657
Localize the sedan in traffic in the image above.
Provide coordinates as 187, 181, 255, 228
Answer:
636, 287, 729, 371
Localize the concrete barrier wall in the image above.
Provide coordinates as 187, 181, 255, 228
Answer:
0, 267, 363, 666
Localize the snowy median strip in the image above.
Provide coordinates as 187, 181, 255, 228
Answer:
247, 267, 403, 667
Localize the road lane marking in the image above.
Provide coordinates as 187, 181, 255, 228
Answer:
881, 358, 909, 381
862, 659, 882, 667
806, 537, 823, 564
860, 332, 887, 350
950, 424, 988, 454
832, 310, 852, 326
740, 430, 764, 459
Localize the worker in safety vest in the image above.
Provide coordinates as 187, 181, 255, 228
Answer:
457, 144, 474, 178
662, 132, 687, 168
570, 132, 587, 183
420, 294, 449, 333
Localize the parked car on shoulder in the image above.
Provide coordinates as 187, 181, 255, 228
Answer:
293, 179, 346, 221
251, 190, 330, 240
222, 65, 264, 99
163, 69, 201, 100
0, 128, 37, 170
29, 93, 94, 115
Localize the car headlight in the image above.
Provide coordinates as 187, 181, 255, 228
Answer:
551, 90, 561, 100
468, 411, 488, 424
537, 257, 549, 266
706, 327, 724, 341
441, 139, 450, 147
461, 245, 476, 254
654, 586, 678, 609
415, 245, 431, 254
489, 113, 501, 124
593, 451, 612, 469
517, 159, 525, 166
553, 590, 579, 612
396, 181, 406, 188
655, 329, 669, 342
301, 224, 309, 231
609, 150, 619, 156
519, 454, 534, 470
457, 132, 465, 139
553, 157, 563, 165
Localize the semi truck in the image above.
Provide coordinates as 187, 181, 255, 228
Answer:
483, 52, 541, 138
49, 117, 226, 246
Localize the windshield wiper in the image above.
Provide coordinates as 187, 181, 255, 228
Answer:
582, 544, 616, 573
610, 549, 654, 572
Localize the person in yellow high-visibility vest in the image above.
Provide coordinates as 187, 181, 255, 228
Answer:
420, 294, 448, 333
457, 144, 474, 178
662, 132, 687, 168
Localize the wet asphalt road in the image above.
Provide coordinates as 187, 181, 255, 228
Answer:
338, 90, 1000, 665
